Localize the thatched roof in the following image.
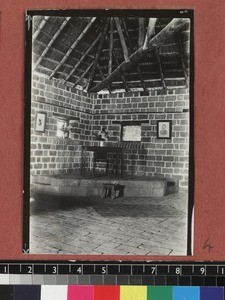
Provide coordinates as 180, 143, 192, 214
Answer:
32, 15, 190, 93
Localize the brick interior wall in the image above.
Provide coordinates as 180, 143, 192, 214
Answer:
92, 89, 189, 187
31, 73, 92, 176
30, 73, 189, 187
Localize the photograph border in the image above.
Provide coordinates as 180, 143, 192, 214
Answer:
23, 9, 194, 257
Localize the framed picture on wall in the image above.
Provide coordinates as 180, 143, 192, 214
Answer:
157, 120, 172, 139
35, 112, 46, 132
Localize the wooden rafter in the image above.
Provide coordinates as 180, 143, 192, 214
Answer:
112, 50, 129, 92
33, 17, 71, 72
122, 18, 147, 91
155, 47, 166, 90
143, 18, 157, 50
138, 18, 146, 47
136, 65, 147, 91
49, 17, 97, 79
114, 17, 130, 62
32, 16, 50, 42
90, 18, 188, 93
73, 61, 94, 87
177, 33, 189, 87
108, 17, 114, 75
63, 33, 101, 84
97, 64, 111, 93
86, 18, 110, 91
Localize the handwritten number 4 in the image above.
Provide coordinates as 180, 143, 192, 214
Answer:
203, 238, 213, 253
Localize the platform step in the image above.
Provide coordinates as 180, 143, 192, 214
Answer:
31, 175, 178, 198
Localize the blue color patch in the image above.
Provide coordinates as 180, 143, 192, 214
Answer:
200, 287, 224, 300
173, 286, 200, 300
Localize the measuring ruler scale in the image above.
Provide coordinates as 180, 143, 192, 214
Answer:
0, 261, 224, 299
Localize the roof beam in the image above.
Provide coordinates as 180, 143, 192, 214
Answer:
138, 18, 146, 48
122, 18, 147, 92
143, 18, 157, 50
33, 17, 71, 72
86, 18, 110, 91
97, 64, 111, 93
177, 33, 189, 87
155, 47, 166, 90
49, 17, 97, 79
90, 18, 188, 93
136, 65, 148, 91
63, 33, 101, 84
114, 17, 130, 62
108, 17, 114, 75
112, 50, 129, 92
32, 16, 50, 42
73, 61, 94, 87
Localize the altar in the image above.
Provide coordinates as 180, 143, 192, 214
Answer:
81, 146, 124, 178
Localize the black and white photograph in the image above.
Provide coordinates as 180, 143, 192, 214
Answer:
24, 10, 194, 255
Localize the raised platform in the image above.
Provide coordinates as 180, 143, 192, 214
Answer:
31, 173, 179, 198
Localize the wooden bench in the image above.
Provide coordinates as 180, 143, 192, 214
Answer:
101, 183, 124, 199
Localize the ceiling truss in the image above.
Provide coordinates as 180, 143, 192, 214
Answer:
32, 16, 190, 93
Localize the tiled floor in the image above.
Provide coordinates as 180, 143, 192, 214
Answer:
30, 189, 188, 255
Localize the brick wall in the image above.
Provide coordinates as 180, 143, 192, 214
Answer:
30, 73, 93, 175
92, 89, 189, 187
30, 72, 190, 187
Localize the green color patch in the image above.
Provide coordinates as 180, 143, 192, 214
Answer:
147, 286, 173, 300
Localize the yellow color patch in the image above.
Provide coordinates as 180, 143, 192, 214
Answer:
120, 286, 147, 300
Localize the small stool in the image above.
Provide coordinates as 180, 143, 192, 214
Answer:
101, 183, 117, 199
101, 183, 125, 199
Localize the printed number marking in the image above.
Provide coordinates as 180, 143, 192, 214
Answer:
28, 266, 32, 274
77, 267, 82, 274
175, 267, 181, 275
151, 267, 156, 274
102, 267, 106, 274
200, 267, 205, 275
53, 266, 57, 274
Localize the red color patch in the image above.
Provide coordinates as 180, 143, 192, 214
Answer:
94, 286, 120, 300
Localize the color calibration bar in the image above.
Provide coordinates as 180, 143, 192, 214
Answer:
1, 262, 225, 287
0, 285, 224, 300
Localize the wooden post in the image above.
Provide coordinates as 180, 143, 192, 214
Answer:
138, 18, 146, 47
112, 50, 129, 92
177, 33, 189, 87
114, 17, 130, 62
86, 18, 110, 91
143, 18, 157, 50
155, 47, 166, 90
97, 64, 111, 93
108, 17, 114, 75
122, 18, 147, 92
